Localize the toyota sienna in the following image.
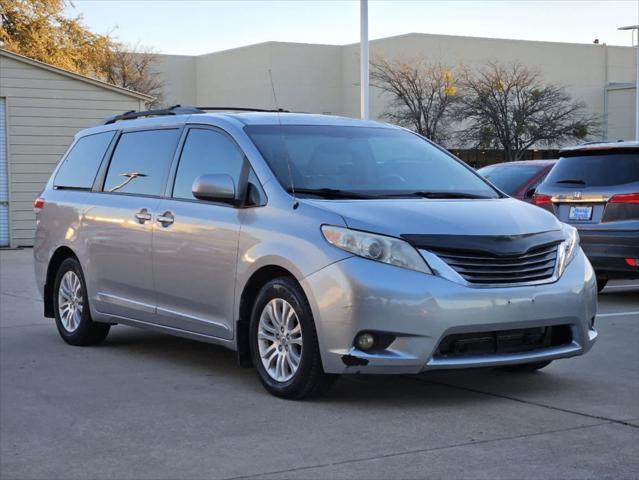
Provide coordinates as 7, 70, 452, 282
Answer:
34, 106, 598, 399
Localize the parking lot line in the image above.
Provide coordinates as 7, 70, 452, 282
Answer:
596, 311, 639, 318
605, 284, 639, 289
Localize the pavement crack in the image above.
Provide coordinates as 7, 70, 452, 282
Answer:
1, 291, 40, 302
221, 422, 612, 480
410, 376, 639, 429
0, 323, 50, 329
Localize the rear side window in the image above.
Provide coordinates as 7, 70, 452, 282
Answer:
54, 131, 115, 189
478, 164, 544, 195
546, 153, 639, 187
104, 129, 180, 196
172, 128, 244, 200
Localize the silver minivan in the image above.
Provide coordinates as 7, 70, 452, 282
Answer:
34, 107, 598, 399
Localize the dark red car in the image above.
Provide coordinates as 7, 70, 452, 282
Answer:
478, 160, 557, 202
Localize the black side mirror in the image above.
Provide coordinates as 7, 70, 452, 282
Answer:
525, 187, 536, 199
192, 174, 236, 204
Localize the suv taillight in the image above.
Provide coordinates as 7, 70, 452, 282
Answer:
34, 197, 45, 213
609, 193, 639, 204
532, 194, 552, 206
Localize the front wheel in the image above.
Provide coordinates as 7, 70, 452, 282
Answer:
249, 277, 335, 399
53, 257, 110, 346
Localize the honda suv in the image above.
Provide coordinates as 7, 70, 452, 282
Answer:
533, 142, 639, 291
34, 106, 597, 399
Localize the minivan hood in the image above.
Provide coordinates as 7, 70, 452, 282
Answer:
303, 197, 561, 237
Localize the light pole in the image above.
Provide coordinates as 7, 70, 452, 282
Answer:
618, 24, 639, 141
360, 0, 369, 120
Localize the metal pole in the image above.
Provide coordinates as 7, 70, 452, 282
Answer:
635, 29, 639, 140
360, 0, 369, 120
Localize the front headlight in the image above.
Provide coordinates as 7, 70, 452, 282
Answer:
321, 225, 432, 274
556, 223, 580, 277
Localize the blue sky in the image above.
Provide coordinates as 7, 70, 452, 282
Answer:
68, 1, 638, 55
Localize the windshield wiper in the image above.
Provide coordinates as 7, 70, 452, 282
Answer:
382, 191, 493, 199
555, 179, 586, 185
287, 188, 380, 199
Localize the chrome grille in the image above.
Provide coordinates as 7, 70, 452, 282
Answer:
431, 242, 559, 285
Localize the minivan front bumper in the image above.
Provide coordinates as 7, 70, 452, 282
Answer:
301, 249, 597, 374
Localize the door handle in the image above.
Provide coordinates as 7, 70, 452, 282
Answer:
134, 208, 152, 224
157, 211, 174, 227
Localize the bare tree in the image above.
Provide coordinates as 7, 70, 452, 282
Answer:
370, 58, 458, 145
455, 62, 599, 161
103, 42, 164, 107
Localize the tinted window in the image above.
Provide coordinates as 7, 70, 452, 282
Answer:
546, 153, 639, 187
104, 129, 179, 196
173, 128, 244, 200
478, 164, 545, 195
245, 125, 498, 198
54, 131, 115, 189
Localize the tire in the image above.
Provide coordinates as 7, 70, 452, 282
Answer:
53, 257, 110, 346
500, 360, 552, 372
249, 276, 336, 399
596, 275, 608, 293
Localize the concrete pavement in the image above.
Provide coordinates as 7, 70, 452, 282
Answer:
1, 248, 637, 479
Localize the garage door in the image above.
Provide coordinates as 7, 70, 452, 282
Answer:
0, 98, 8, 247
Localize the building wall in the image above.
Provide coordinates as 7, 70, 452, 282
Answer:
194, 42, 343, 114
154, 33, 636, 142
0, 53, 145, 247
152, 54, 196, 107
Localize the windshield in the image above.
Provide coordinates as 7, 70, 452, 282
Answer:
478, 164, 545, 195
545, 153, 639, 187
245, 125, 499, 198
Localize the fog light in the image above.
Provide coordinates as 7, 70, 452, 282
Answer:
356, 332, 375, 351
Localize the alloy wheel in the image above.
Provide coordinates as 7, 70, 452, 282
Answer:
257, 298, 303, 382
58, 270, 83, 333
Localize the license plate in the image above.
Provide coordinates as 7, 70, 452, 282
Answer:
568, 205, 592, 221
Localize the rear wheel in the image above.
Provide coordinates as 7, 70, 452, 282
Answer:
53, 257, 110, 346
500, 360, 552, 372
249, 277, 335, 399
596, 275, 608, 293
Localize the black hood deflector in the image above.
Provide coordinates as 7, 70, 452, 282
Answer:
401, 230, 564, 257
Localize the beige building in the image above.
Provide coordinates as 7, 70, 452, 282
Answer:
0, 33, 635, 247
0, 49, 150, 247
154, 33, 636, 145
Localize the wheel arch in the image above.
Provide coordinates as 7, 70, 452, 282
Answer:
43, 246, 78, 318
236, 264, 298, 367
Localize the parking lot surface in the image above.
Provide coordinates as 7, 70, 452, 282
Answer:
1, 248, 638, 479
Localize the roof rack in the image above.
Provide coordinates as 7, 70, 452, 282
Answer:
197, 107, 289, 113
102, 105, 203, 125
101, 105, 289, 125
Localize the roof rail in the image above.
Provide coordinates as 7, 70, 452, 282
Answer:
102, 105, 204, 125
102, 105, 290, 125
197, 107, 289, 113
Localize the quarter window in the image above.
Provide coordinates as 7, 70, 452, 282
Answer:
54, 131, 115, 189
103, 129, 179, 196
173, 128, 244, 200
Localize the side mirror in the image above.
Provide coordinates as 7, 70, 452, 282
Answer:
525, 187, 536, 199
192, 174, 236, 204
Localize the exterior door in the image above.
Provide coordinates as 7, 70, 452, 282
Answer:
86, 128, 180, 322
0, 98, 8, 247
151, 127, 245, 339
